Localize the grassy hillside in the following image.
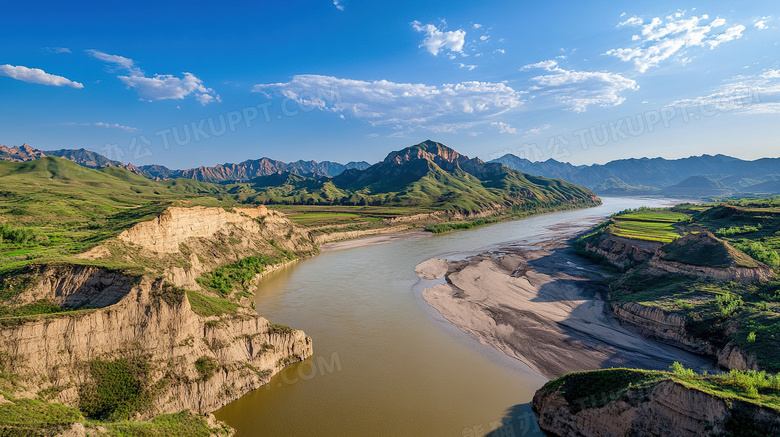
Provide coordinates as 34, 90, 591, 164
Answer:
577, 200, 780, 371
249, 141, 600, 213
0, 157, 236, 273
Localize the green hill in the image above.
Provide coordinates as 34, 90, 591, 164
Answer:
663, 175, 734, 197
255, 140, 600, 212
0, 157, 233, 263
594, 177, 661, 195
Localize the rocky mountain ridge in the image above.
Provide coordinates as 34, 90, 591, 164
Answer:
0, 143, 369, 182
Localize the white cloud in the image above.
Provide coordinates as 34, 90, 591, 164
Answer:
490, 121, 518, 134
86, 49, 143, 75
459, 63, 477, 71
494, 48, 505, 54
521, 60, 638, 112
62, 121, 138, 132
708, 25, 745, 49
0, 64, 83, 88
119, 73, 221, 104
607, 13, 747, 72
333, 0, 344, 11
671, 69, 780, 114
44, 47, 71, 54
87, 50, 219, 105
520, 60, 559, 71
754, 17, 771, 30
473, 23, 482, 29
253, 74, 525, 132
411, 21, 466, 56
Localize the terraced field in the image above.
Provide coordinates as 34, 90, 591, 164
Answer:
608, 210, 687, 243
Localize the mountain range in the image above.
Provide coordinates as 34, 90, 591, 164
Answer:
491, 153, 780, 196
0, 144, 369, 182
0, 141, 599, 213
246, 140, 599, 211
4, 142, 780, 198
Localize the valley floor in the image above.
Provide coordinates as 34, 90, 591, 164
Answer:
417, 221, 712, 379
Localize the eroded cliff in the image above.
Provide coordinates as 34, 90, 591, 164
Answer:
533, 370, 780, 437
0, 205, 316, 431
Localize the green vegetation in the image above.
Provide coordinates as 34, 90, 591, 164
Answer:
79, 356, 152, 421
101, 410, 232, 436
0, 298, 67, 318
0, 223, 35, 245
737, 241, 780, 267
0, 144, 603, 433
268, 323, 294, 335
544, 365, 780, 414
542, 368, 665, 412
0, 397, 229, 436
717, 224, 762, 237
575, 199, 780, 377
425, 217, 492, 233
249, 141, 599, 214
150, 283, 186, 307
194, 356, 219, 381
196, 247, 297, 296
0, 157, 235, 273
287, 212, 372, 227
185, 290, 238, 317
607, 208, 686, 243
0, 394, 84, 435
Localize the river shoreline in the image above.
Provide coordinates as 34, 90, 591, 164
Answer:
416, 222, 712, 380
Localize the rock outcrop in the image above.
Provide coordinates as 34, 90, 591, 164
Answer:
717, 341, 760, 372
612, 302, 760, 371
0, 143, 46, 162
584, 234, 661, 267
612, 302, 714, 355
646, 256, 775, 283
533, 376, 780, 437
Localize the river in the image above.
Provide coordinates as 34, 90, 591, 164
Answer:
214, 197, 677, 436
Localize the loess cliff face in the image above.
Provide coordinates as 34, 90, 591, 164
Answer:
646, 256, 775, 283
0, 206, 315, 419
585, 234, 661, 267
585, 230, 775, 283
533, 378, 780, 437
612, 302, 714, 355
80, 205, 315, 290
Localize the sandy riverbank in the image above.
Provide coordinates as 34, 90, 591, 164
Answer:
320, 229, 431, 252
417, 224, 711, 379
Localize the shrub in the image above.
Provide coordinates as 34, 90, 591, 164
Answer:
716, 293, 744, 318
194, 356, 219, 381
79, 357, 152, 421
0, 223, 35, 246
671, 361, 696, 379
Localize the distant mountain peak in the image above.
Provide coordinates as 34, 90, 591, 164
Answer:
383, 140, 473, 168
0, 143, 47, 162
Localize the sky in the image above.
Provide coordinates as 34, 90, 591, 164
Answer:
1, 0, 778, 169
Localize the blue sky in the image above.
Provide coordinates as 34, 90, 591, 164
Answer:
1, 0, 778, 169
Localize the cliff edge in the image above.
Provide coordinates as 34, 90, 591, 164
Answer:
0, 205, 315, 433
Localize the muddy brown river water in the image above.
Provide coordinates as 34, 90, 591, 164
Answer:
215, 197, 678, 436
